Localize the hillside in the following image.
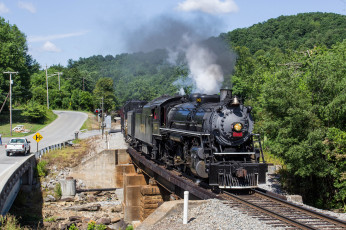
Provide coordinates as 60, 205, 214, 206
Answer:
220, 12, 346, 54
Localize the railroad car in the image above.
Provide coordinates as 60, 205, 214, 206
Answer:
120, 89, 268, 189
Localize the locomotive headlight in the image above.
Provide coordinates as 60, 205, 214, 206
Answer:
233, 123, 243, 132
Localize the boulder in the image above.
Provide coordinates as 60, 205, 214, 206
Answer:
96, 217, 111, 225
64, 203, 101, 211
69, 216, 82, 222
44, 195, 56, 202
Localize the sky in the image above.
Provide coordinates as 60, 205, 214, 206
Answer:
0, 0, 345, 68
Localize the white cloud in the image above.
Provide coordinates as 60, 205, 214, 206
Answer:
177, 0, 239, 14
18, 1, 36, 13
0, 2, 10, 14
41, 41, 61, 52
28, 31, 89, 42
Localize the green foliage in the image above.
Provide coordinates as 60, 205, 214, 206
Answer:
36, 160, 48, 177
0, 215, 22, 230
69, 224, 78, 230
86, 221, 107, 230
54, 183, 62, 199
0, 17, 39, 106
230, 35, 346, 209
44, 217, 56, 222
93, 77, 115, 112
126, 225, 134, 230
324, 128, 346, 210
221, 12, 346, 54
21, 101, 48, 123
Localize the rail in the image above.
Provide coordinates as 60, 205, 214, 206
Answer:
221, 190, 346, 229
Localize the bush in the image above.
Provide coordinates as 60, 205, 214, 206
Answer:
54, 183, 62, 200
36, 160, 48, 177
21, 101, 48, 123
86, 220, 107, 230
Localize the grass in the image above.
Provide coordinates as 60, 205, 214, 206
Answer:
0, 109, 57, 137
39, 136, 98, 169
80, 112, 100, 131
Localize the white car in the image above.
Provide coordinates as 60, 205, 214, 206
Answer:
5, 138, 31, 156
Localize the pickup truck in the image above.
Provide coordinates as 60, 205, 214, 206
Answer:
5, 138, 31, 156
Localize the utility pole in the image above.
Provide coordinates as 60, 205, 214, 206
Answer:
3, 71, 18, 136
55, 72, 63, 90
46, 65, 49, 109
101, 97, 104, 138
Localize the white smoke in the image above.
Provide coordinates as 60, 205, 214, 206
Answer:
185, 43, 224, 94
124, 16, 235, 95
177, 0, 239, 15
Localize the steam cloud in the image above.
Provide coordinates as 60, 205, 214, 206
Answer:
124, 16, 235, 95
177, 0, 239, 15
186, 43, 224, 94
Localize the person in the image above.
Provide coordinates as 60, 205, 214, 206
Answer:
0, 133, 2, 145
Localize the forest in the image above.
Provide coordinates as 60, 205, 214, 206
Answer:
0, 12, 345, 210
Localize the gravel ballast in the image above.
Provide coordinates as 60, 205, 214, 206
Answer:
147, 199, 284, 230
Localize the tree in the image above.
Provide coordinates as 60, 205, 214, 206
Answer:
21, 101, 48, 123
93, 78, 115, 112
0, 17, 39, 105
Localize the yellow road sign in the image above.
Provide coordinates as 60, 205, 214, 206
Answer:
33, 132, 43, 143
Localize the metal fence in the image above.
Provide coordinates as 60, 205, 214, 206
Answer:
34, 140, 74, 159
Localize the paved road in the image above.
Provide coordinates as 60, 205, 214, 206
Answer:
0, 110, 88, 177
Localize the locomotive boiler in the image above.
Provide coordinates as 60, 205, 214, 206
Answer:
121, 89, 268, 189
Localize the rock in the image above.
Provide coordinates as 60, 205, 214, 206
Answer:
60, 197, 74, 202
69, 216, 82, 222
56, 217, 66, 221
44, 195, 56, 202
43, 222, 51, 228
93, 191, 102, 196
112, 204, 122, 213
58, 223, 68, 230
287, 195, 303, 203
87, 195, 97, 202
82, 217, 91, 223
96, 217, 111, 225
110, 219, 127, 230
111, 214, 121, 223
64, 203, 101, 211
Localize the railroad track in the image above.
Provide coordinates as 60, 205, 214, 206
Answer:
221, 190, 346, 229
127, 147, 346, 229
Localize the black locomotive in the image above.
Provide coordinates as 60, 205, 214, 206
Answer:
120, 89, 268, 189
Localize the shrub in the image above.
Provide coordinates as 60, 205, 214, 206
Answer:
21, 101, 48, 123
54, 183, 62, 199
69, 224, 78, 230
37, 160, 48, 177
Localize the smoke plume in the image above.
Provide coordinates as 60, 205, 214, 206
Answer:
124, 15, 235, 94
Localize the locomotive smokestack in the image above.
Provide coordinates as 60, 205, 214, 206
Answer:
220, 88, 232, 102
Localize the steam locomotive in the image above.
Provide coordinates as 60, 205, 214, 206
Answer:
120, 89, 268, 189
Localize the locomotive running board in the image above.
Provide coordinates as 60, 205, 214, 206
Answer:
160, 128, 210, 136
214, 152, 255, 155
